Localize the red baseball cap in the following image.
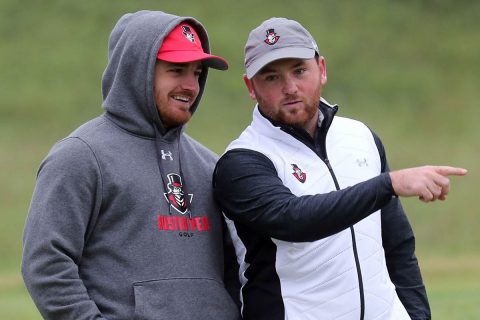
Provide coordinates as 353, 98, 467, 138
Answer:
157, 23, 228, 70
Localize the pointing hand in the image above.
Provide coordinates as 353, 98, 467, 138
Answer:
389, 166, 468, 202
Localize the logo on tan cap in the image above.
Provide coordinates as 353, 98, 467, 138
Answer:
264, 29, 280, 45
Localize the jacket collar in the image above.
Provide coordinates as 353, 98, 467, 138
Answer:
255, 98, 338, 148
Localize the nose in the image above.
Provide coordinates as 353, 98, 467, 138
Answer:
181, 72, 200, 92
282, 76, 298, 95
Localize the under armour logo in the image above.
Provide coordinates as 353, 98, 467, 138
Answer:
356, 158, 368, 167
161, 150, 173, 161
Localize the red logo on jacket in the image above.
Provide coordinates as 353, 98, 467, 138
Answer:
291, 164, 307, 183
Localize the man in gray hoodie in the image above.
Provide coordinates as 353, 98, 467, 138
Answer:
22, 10, 240, 320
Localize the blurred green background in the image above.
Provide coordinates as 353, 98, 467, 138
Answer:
1, 0, 478, 318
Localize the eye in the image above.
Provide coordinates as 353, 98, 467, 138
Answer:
264, 74, 278, 82
194, 69, 203, 77
294, 67, 307, 75
169, 67, 183, 74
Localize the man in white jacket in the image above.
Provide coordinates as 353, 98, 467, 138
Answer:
213, 17, 467, 320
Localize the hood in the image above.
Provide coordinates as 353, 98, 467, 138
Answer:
101, 10, 212, 137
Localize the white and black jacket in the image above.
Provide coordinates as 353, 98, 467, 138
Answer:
213, 99, 430, 320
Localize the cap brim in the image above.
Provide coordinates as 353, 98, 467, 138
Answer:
246, 47, 315, 79
157, 51, 228, 70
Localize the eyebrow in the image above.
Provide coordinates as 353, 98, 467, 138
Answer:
257, 67, 275, 75
163, 61, 203, 69
257, 60, 306, 75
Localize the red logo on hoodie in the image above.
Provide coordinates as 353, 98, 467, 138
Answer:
164, 173, 192, 215
157, 215, 210, 232
158, 173, 210, 235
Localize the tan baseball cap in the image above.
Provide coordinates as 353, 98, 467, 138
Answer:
244, 17, 319, 79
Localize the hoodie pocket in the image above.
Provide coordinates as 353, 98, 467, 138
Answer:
133, 277, 239, 320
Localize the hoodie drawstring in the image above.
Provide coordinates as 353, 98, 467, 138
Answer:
154, 124, 192, 218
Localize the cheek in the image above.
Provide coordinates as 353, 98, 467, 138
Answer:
254, 93, 272, 111
154, 82, 165, 102
303, 79, 322, 101
253, 87, 278, 106
193, 80, 200, 94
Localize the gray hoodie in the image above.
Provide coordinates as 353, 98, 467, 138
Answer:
22, 10, 239, 320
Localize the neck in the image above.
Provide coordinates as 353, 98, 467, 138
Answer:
304, 109, 320, 138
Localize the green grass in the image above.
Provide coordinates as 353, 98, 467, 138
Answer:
0, 272, 41, 319
6, 255, 480, 319
1, 0, 479, 318
422, 256, 480, 319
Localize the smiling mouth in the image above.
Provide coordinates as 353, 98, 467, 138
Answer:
172, 95, 192, 103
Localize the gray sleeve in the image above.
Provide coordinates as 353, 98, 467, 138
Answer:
21, 137, 106, 320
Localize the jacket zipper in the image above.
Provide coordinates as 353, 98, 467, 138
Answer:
279, 103, 366, 319
317, 104, 365, 320
323, 158, 365, 320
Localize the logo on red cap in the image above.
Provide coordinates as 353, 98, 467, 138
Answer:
156, 23, 228, 70
181, 25, 195, 43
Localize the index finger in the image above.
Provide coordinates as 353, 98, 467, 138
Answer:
434, 166, 468, 177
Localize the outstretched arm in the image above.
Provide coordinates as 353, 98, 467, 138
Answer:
213, 149, 396, 242
214, 149, 467, 243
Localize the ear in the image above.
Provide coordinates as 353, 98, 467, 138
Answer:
243, 74, 257, 100
318, 56, 327, 85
